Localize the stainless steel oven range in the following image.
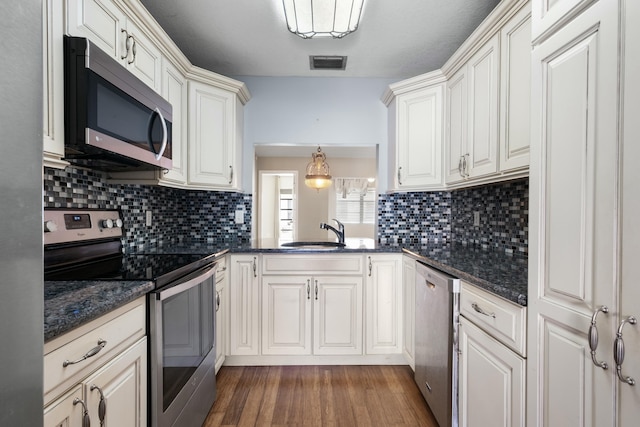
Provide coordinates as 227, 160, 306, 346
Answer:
44, 208, 217, 427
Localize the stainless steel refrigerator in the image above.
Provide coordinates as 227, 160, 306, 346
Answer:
0, 0, 44, 425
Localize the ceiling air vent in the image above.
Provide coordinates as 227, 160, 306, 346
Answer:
310, 56, 347, 70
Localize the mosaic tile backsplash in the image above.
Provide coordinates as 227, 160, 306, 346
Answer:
450, 179, 528, 255
44, 167, 527, 255
377, 191, 452, 244
43, 167, 252, 251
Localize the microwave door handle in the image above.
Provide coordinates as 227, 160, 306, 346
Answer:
147, 107, 168, 161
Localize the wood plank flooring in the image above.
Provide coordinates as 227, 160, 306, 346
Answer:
203, 365, 439, 426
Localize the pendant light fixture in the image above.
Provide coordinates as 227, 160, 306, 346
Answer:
282, 0, 365, 39
305, 146, 332, 191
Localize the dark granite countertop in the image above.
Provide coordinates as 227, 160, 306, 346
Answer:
44, 280, 154, 342
45, 239, 526, 341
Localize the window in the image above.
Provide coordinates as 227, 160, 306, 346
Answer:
336, 187, 376, 224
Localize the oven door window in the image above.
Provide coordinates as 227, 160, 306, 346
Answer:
161, 275, 215, 411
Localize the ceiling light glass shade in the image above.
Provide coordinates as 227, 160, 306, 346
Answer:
282, 0, 365, 39
305, 146, 332, 190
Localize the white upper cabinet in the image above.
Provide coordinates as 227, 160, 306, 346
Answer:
385, 76, 445, 192
43, 0, 68, 169
531, 0, 597, 42
65, 0, 161, 92
499, 4, 532, 172
159, 58, 188, 186
445, 66, 468, 184
187, 80, 242, 190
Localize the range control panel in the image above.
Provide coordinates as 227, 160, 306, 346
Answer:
44, 209, 124, 245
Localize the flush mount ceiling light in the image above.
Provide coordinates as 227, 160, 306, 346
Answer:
305, 146, 332, 191
282, 0, 365, 39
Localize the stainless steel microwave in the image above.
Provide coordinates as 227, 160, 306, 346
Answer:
63, 35, 172, 171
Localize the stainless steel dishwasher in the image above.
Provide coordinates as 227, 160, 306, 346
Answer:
415, 261, 460, 427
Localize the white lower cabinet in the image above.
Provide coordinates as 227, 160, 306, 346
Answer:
402, 256, 416, 368
458, 282, 526, 427
43, 298, 147, 427
215, 257, 228, 372
459, 317, 525, 427
229, 254, 260, 356
365, 254, 403, 354
262, 274, 363, 356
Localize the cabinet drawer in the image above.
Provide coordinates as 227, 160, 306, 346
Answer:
460, 282, 526, 356
262, 254, 364, 275
44, 298, 146, 405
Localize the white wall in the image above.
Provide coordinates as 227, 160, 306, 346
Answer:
238, 76, 397, 192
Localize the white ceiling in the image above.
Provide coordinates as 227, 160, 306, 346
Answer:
140, 0, 501, 79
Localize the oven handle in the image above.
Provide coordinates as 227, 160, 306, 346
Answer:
154, 264, 216, 301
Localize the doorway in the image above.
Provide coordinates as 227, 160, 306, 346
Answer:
258, 171, 298, 244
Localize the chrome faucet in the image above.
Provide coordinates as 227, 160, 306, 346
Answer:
320, 218, 345, 244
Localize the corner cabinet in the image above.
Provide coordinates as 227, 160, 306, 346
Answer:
43, 298, 147, 427
187, 78, 243, 191
384, 74, 445, 192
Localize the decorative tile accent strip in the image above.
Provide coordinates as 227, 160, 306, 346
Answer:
377, 191, 452, 244
43, 167, 252, 251
450, 178, 528, 255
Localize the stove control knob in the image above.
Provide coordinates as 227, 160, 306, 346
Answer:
44, 220, 58, 233
101, 219, 114, 229
113, 219, 123, 228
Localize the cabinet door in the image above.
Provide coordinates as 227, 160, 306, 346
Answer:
619, 0, 640, 423
402, 256, 416, 368
43, 0, 68, 169
123, 19, 161, 93
314, 275, 363, 355
160, 58, 188, 185
459, 318, 525, 427
395, 85, 443, 188
527, 1, 619, 425
83, 337, 147, 427
188, 80, 236, 188
365, 255, 402, 354
66, 0, 125, 61
262, 276, 312, 355
44, 385, 84, 427
215, 262, 228, 372
229, 255, 260, 355
499, 4, 532, 172
445, 66, 467, 184
531, 0, 596, 41
467, 34, 499, 179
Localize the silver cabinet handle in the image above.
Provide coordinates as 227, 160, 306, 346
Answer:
120, 29, 130, 60
462, 154, 469, 177
63, 339, 107, 367
458, 156, 463, 176
129, 35, 136, 64
588, 306, 609, 369
368, 256, 372, 277
215, 291, 221, 312
90, 384, 106, 426
471, 303, 496, 318
229, 165, 234, 184
397, 166, 403, 186
614, 316, 637, 386
307, 280, 311, 300
73, 398, 91, 427
315, 280, 318, 301
252, 256, 257, 277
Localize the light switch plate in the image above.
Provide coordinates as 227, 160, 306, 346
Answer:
235, 210, 244, 224
473, 211, 480, 227
146, 210, 152, 227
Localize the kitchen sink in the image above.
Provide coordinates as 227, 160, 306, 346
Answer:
280, 241, 346, 250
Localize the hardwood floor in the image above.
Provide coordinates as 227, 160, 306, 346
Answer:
203, 365, 439, 426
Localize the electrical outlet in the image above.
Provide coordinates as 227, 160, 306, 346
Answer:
473, 211, 480, 227
146, 210, 152, 227
235, 210, 244, 224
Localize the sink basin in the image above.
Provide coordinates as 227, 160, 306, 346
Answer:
280, 241, 346, 250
